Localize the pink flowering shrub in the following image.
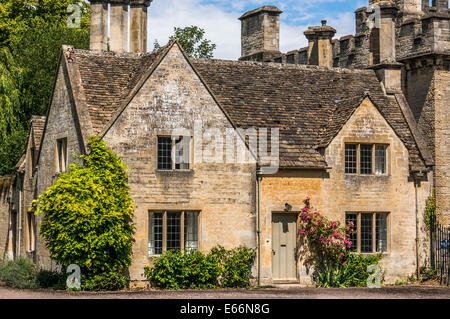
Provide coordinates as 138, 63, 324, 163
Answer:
298, 197, 353, 269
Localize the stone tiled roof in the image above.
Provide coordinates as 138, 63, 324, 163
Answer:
31, 116, 46, 150
63, 43, 430, 171
192, 59, 430, 170
71, 44, 169, 134
15, 116, 47, 172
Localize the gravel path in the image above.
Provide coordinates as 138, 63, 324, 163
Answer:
0, 285, 449, 299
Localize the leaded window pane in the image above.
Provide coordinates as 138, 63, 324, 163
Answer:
376, 214, 388, 252
361, 213, 373, 253
158, 137, 172, 170
346, 213, 358, 252
345, 144, 357, 174
375, 145, 387, 175
175, 137, 190, 170
184, 212, 199, 252
149, 212, 163, 255
167, 212, 181, 251
360, 144, 373, 175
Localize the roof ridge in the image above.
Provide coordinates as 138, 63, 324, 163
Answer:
192, 58, 375, 74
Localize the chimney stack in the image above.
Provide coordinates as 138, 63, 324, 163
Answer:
304, 21, 336, 67
130, 0, 152, 53
90, 0, 108, 51
368, 1, 403, 94
110, 1, 129, 53
239, 6, 283, 61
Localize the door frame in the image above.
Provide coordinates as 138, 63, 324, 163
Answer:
271, 212, 299, 283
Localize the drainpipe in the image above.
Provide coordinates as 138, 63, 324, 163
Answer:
413, 171, 424, 280
256, 166, 263, 287
17, 178, 23, 258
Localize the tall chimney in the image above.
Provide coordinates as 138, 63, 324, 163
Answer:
239, 6, 283, 61
90, 0, 108, 51
130, 0, 152, 53
303, 21, 336, 67
110, 1, 129, 53
368, 1, 403, 94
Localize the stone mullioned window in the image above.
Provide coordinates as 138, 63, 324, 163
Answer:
148, 211, 199, 256
345, 143, 388, 175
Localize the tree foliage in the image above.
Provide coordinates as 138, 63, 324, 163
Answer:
154, 26, 216, 58
0, 0, 90, 175
33, 136, 135, 277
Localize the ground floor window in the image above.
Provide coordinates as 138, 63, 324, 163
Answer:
148, 211, 199, 256
27, 211, 36, 252
346, 212, 389, 253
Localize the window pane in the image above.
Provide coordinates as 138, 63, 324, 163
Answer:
375, 145, 387, 175
57, 138, 67, 173
346, 213, 358, 252
149, 212, 163, 255
175, 137, 190, 170
184, 212, 199, 252
158, 137, 172, 170
345, 144, 357, 174
167, 212, 181, 251
361, 213, 373, 253
360, 144, 373, 175
376, 214, 388, 252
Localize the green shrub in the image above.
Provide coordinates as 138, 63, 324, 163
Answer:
144, 246, 256, 290
144, 250, 220, 290
211, 246, 256, 288
0, 258, 39, 289
36, 269, 66, 290
32, 136, 135, 278
82, 271, 129, 292
315, 264, 357, 288
315, 253, 383, 288
419, 266, 438, 282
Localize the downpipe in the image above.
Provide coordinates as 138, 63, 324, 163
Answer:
256, 167, 263, 287
413, 171, 424, 280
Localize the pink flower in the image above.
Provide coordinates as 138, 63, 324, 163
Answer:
310, 227, 315, 233
349, 221, 354, 227
306, 196, 311, 201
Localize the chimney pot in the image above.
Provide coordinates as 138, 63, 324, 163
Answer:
304, 24, 337, 67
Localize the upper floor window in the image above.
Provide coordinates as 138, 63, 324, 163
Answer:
157, 136, 191, 170
345, 143, 388, 175
56, 138, 68, 173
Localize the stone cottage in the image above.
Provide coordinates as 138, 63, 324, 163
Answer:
1, 0, 448, 286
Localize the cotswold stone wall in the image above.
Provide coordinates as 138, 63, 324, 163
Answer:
103, 44, 257, 284
433, 70, 450, 225
259, 98, 432, 285
35, 62, 84, 270
0, 177, 12, 262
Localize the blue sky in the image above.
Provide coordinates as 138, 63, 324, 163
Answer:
94, 0, 368, 59
146, 0, 367, 59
